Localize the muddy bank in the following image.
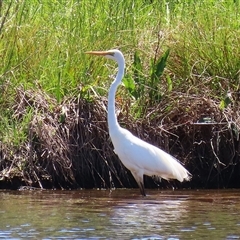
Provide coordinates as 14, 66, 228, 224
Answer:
1, 88, 240, 190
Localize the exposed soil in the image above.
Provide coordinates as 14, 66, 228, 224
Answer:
1, 87, 240, 190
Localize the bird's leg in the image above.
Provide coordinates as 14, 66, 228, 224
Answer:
139, 182, 146, 197
131, 171, 146, 196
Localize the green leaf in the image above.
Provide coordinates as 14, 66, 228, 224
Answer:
155, 48, 170, 78
122, 77, 135, 91
219, 100, 225, 110
133, 51, 143, 83
166, 74, 172, 92
122, 77, 138, 99
133, 51, 142, 72
219, 96, 232, 110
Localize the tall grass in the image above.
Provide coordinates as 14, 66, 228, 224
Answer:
168, 1, 240, 91
0, 0, 239, 145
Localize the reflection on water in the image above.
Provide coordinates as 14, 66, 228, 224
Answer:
0, 189, 240, 239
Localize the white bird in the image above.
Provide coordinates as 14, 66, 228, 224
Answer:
86, 49, 191, 196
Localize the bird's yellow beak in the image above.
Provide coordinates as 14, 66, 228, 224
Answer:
85, 50, 114, 56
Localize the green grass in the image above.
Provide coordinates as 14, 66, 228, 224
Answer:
0, 0, 239, 145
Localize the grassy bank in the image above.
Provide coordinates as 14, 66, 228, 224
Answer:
0, 0, 240, 190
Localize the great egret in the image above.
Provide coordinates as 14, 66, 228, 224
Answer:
86, 49, 191, 196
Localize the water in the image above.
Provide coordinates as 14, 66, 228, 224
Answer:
0, 189, 240, 239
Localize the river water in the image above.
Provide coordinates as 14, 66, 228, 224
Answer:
0, 189, 240, 239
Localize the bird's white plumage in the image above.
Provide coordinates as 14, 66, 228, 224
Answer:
86, 49, 191, 196
111, 127, 190, 182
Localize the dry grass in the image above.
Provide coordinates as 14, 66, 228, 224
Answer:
1, 86, 240, 190
139, 90, 240, 188
0, 87, 129, 189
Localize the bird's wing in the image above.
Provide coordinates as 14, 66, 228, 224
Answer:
113, 130, 190, 182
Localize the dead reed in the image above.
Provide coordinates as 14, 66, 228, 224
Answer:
1, 87, 240, 189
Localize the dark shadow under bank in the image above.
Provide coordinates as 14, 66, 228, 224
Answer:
1, 89, 240, 190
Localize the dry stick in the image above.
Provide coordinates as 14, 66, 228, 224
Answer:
33, 169, 43, 189
206, 137, 226, 184
225, 116, 240, 185
93, 143, 125, 188
86, 157, 106, 187
210, 136, 226, 167
153, 22, 162, 65
89, 142, 110, 188
29, 121, 44, 189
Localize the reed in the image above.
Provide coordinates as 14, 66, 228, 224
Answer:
0, 0, 239, 189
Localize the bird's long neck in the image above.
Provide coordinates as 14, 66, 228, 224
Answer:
108, 62, 124, 135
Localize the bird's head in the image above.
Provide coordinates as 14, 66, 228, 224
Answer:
85, 49, 125, 66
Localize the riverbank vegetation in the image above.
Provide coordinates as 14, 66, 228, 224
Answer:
0, 0, 239, 190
